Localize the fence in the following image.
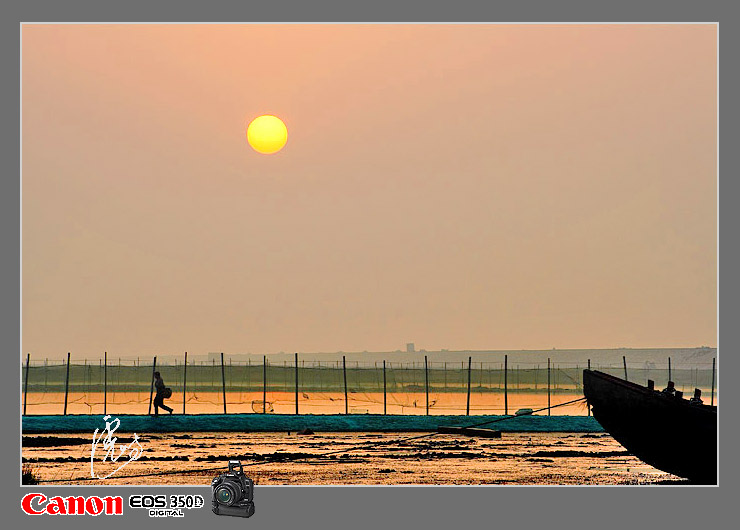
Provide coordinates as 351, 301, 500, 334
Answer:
21, 353, 718, 416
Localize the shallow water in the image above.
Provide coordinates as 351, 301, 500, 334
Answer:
22, 431, 684, 485
23, 390, 595, 415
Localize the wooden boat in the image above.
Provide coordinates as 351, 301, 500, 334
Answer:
582, 369, 717, 483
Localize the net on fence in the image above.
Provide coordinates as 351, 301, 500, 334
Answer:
21, 356, 718, 416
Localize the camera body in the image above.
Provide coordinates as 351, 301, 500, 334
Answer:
211, 460, 255, 518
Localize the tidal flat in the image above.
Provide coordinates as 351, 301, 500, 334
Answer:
21, 431, 684, 485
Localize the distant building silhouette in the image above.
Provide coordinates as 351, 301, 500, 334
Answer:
406, 343, 415, 353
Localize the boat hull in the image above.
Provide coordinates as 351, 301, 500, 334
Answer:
583, 369, 716, 483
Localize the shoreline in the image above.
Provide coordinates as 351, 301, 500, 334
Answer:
22, 413, 604, 434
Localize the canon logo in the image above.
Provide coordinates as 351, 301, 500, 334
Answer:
21, 493, 123, 516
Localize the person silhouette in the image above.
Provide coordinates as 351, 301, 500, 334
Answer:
153, 371, 173, 416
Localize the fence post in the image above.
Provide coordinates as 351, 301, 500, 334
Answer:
711, 357, 716, 407
63, 352, 71, 415
104, 351, 107, 415
221, 353, 227, 414
623, 356, 628, 381
504, 354, 508, 415
587, 359, 591, 416
295, 352, 299, 415
668, 357, 672, 382
263, 356, 267, 414
466, 356, 472, 416
23, 353, 30, 416
383, 360, 387, 415
147, 356, 157, 415
424, 355, 429, 416
182, 352, 188, 415
547, 358, 551, 416
343, 355, 348, 414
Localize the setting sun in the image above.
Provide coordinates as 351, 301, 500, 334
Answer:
246, 115, 288, 154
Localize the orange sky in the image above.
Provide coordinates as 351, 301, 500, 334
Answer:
22, 24, 717, 358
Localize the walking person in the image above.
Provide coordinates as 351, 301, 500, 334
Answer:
153, 371, 173, 415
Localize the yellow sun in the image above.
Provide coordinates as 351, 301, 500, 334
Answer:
246, 115, 288, 154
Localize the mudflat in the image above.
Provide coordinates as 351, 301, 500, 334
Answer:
22, 431, 684, 485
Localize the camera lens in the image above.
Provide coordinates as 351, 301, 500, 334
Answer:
215, 482, 240, 506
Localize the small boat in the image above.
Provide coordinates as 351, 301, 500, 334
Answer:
582, 369, 717, 483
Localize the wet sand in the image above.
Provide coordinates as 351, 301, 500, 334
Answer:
22, 431, 684, 485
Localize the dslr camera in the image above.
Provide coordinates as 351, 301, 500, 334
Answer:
211, 460, 255, 518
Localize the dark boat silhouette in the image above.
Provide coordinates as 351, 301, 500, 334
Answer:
582, 369, 717, 484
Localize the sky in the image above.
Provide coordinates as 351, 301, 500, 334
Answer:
22, 24, 717, 359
